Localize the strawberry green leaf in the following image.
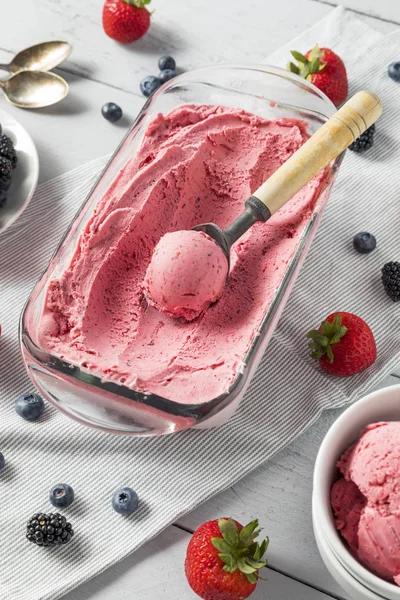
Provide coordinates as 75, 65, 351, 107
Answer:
259, 538, 269, 557
222, 564, 237, 573
219, 519, 239, 546
123, 0, 151, 6
321, 320, 332, 336
326, 345, 334, 363
237, 558, 256, 574
307, 314, 347, 363
247, 572, 258, 584
251, 542, 261, 561
308, 44, 323, 63
287, 44, 327, 81
239, 520, 260, 546
291, 50, 307, 63
219, 554, 236, 568
212, 538, 232, 554
246, 557, 268, 570
306, 329, 322, 338
287, 62, 300, 75
307, 331, 329, 346
212, 518, 270, 582
330, 333, 342, 345
310, 58, 320, 72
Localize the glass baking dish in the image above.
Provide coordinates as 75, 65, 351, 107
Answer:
20, 65, 343, 436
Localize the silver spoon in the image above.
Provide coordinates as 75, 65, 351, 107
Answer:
0, 41, 72, 74
0, 70, 69, 109
193, 91, 382, 271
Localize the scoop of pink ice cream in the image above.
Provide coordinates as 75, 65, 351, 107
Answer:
143, 230, 228, 321
358, 507, 400, 584
338, 422, 400, 512
331, 478, 366, 550
331, 421, 400, 586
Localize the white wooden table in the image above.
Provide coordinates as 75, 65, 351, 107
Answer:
2, 0, 399, 597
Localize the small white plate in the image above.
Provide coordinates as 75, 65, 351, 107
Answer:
0, 108, 39, 234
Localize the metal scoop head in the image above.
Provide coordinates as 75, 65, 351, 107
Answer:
192, 196, 272, 272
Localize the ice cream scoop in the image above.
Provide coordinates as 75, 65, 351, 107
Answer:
145, 91, 382, 320
143, 230, 228, 321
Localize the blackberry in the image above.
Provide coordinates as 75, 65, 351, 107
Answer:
0, 156, 12, 192
0, 189, 6, 209
382, 262, 400, 302
349, 124, 375, 153
0, 156, 12, 178
0, 135, 17, 169
26, 513, 74, 546
0, 172, 11, 192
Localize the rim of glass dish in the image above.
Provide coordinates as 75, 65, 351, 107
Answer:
20, 63, 341, 425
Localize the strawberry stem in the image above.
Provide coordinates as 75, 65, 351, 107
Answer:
211, 519, 269, 584
288, 44, 327, 82
306, 314, 347, 363
121, 0, 151, 7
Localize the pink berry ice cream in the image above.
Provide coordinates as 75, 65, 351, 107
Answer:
143, 230, 228, 321
39, 104, 328, 404
331, 422, 400, 586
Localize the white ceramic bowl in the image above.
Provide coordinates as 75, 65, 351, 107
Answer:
0, 108, 39, 234
313, 513, 386, 600
313, 384, 400, 600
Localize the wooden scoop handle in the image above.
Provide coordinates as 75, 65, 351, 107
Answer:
253, 90, 382, 215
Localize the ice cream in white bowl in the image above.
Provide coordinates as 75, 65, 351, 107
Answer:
313, 384, 400, 600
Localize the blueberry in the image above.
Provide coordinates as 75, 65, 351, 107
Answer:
388, 62, 400, 82
158, 56, 176, 71
0, 189, 6, 208
49, 483, 75, 508
140, 75, 161, 98
15, 393, 45, 421
112, 487, 139, 515
353, 232, 377, 254
101, 102, 123, 123
159, 69, 176, 84
0, 453, 5, 471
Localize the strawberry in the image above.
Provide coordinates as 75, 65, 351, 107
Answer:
102, 0, 151, 44
287, 45, 348, 106
307, 312, 376, 377
185, 518, 269, 600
